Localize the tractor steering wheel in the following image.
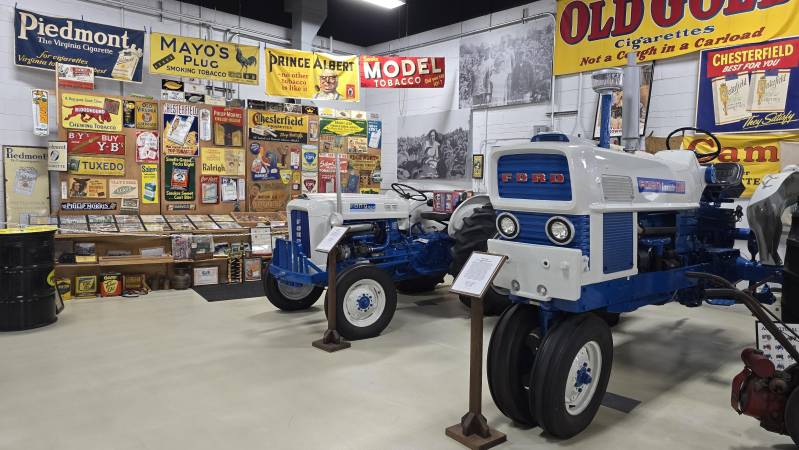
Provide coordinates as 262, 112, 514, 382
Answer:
665, 126, 723, 164
391, 183, 428, 201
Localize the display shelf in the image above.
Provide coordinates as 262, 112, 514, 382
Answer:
98, 255, 174, 266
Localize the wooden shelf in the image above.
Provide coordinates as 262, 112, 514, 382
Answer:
98, 255, 174, 266
56, 229, 248, 240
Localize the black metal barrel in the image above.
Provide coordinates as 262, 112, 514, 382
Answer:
0, 226, 58, 331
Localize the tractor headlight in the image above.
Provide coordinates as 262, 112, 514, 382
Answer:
496, 213, 520, 239
546, 216, 574, 245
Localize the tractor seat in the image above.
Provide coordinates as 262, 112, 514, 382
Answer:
420, 211, 452, 221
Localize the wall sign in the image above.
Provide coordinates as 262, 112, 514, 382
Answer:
164, 155, 196, 201
265, 48, 360, 101
3, 146, 50, 225
61, 93, 122, 132
681, 132, 799, 197
248, 111, 308, 142
135, 131, 159, 163
696, 36, 799, 133
212, 107, 244, 146
135, 101, 158, 129
32, 89, 48, 136
163, 103, 199, 156
554, 0, 799, 75
48, 141, 67, 171
319, 153, 348, 173
67, 131, 126, 155
367, 121, 382, 149
141, 163, 159, 204
359, 56, 445, 88
14, 8, 145, 82
67, 176, 106, 198
301, 145, 318, 171
201, 175, 219, 204
56, 64, 94, 89
149, 33, 259, 85
201, 147, 245, 176
320, 118, 367, 137
108, 179, 139, 199
67, 155, 125, 176
61, 201, 117, 211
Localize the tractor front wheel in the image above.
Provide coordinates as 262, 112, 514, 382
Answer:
335, 265, 398, 340
263, 270, 324, 311
487, 303, 540, 426
530, 314, 613, 439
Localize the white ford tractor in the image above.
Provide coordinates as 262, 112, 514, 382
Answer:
263, 183, 509, 340
476, 129, 799, 443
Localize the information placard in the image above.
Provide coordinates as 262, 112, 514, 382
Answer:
315, 226, 349, 253
450, 252, 507, 299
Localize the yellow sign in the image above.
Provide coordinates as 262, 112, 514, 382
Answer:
555, 0, 799, 75
141, 163, 158, 204
67, 176, 107, 198
265, 48, 359, 101
201, 147, 245, 176
60, 92, 122, 132
67, 155, 125, 176
247, 111, 308, 143
135, 101, 158, 129
149, 33, 259, 85
3, 146, 50, 225
681, 133, 799, 197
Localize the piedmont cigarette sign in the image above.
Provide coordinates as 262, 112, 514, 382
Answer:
555, 0, 799, 75
149, 33, 258, 85
359, 56, 445, 88
61, 93, 123, 132
14, 8, 144, 82
67, 131, 125, 155
696, 36, 799, 133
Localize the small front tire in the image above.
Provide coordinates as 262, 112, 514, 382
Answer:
531, 314, 613, 439
336, 265, 397, 340
263, 270, 324, 311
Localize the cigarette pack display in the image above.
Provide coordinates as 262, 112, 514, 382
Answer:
88, 215, 115, 223
140, 215, 166, 223
210, 214, 235, 222
118, 222, 145, 232
193, 222, 220, 230
143, 222, 172, 232
99, 273, 122, 297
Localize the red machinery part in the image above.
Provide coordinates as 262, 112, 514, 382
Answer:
731, 349, 789, 435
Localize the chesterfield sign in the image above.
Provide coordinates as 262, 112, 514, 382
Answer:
555, 0, 799, 75
14, 8, 145, 82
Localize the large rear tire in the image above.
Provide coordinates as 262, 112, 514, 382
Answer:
396, 275, 443, 294
487, 303, 540, 426
530, 314, 613, 439
787, 385, 799, 445
449, 204, 511, 315
263, 269, 324, 311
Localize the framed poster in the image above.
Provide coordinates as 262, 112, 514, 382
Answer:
162, 103, 199, 156
164, 156, 196, 202
696, 36, 799, 133
472, 154, 484, 179
3, 146, 50, 225
593, 63, 654, 138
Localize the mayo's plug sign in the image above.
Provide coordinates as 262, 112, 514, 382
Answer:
555, 0, 799, 75
149, 33, 259, 85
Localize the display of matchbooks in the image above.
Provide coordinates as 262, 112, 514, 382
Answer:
757, 321, 799, 369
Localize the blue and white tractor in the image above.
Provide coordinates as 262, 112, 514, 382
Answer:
263, 183, 509, 340
478, 128, 799, 443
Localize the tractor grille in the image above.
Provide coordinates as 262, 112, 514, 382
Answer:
290, 210, 310, 256
496, 153, 572, 201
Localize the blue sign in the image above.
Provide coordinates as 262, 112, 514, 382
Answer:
696, 36, 799, 133
14, 8, 145, 82
637, 177, 685, 194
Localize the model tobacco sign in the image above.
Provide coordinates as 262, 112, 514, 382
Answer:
359, 56, 445, 88
14, 8, 144, 82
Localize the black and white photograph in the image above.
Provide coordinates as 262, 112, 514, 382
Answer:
397, 109, 470, 182
459, 20, 554, 109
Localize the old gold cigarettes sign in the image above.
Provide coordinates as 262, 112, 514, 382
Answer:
555, 0, 799, 74
149, 33, 259, 85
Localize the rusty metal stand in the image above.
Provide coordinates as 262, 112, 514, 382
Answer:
446, 296, 506, 450
313, 248, 351, 352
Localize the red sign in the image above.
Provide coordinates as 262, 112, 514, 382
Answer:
359, 56, 445, 88
318, 153, 348, 173
706, 39, 799, 78
211, 107, 244, 126
67, 131, 126, 155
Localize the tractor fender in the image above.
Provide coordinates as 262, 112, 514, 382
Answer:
448, 194, 491, 238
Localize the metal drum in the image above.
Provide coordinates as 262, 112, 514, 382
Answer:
0, 226, 58, 331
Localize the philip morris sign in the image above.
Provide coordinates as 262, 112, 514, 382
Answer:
14, 8, 145, 82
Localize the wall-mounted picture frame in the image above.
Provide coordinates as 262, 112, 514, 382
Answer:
472, 154, 484, 179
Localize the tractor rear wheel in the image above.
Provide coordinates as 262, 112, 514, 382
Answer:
487, 303, 540, 426
787, 385, 799, 445
263, 270, 324, 311
530, 313, 613, 439
450, 204, 511, 315
396, 275, 443, 294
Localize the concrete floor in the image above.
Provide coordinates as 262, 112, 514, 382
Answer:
0, 286, 793, 450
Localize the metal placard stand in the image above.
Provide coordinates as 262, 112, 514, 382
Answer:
446, 252, 508, 450
312, 226, 351, 353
